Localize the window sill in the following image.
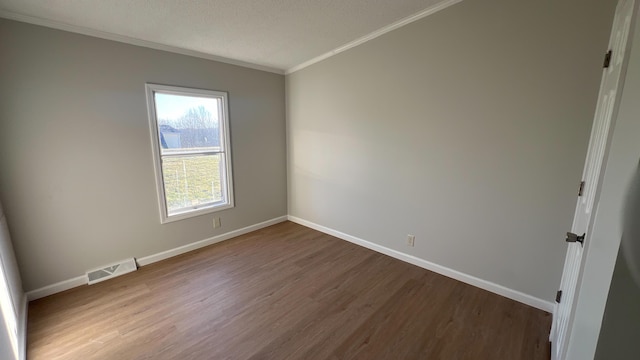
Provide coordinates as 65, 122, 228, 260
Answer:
160, 203, 234, 224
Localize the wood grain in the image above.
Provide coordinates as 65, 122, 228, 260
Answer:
27, 221, 551, 359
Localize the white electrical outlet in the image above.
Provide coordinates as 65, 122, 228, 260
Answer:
213, 217, 221, 229
407, 234, 415, 247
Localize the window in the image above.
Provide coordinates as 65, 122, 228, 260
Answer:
145, 84, 234, 223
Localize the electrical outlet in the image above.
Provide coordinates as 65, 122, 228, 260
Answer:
213, 217, 221, 229
407, 234, 415, 247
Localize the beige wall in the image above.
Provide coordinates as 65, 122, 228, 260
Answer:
287, 0, 616, 301
0, 19, 287, 291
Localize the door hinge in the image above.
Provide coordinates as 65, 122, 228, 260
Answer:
578, 181, 585, 197
604, 50, 612, 68
556, 290, 563, 303
566, 232, 585, 245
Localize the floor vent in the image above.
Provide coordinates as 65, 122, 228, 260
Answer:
86, 258, 137, 285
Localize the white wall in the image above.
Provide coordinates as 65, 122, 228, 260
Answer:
287, 0, 616, 302
566, 3, 640, 358
0, 319, 15, 360
0, 200, 23, 360
0, 19, 287, 292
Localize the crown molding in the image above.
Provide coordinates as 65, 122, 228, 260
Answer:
285, 0, 464, 74
0, 10, 285, 75
0, 0, 464, 77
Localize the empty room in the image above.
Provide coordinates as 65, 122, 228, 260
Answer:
1, 0, 640, 359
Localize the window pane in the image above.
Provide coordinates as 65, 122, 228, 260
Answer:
161, 154, 224, 215
146, 84, 233, 222
154, 93, 222, 153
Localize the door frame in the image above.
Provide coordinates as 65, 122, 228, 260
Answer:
560, 1, 639, 359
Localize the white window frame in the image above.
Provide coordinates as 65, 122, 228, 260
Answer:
145, 83, 234, 223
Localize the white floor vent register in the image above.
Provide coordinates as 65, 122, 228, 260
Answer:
86, 258, 138, 285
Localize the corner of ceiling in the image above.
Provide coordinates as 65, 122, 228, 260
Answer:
0, 0, 465, 77
0, 9, 286, 75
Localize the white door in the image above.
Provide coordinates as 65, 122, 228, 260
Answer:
550, 1, 636, 359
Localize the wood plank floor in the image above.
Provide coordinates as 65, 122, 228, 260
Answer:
27, 221, 551, 359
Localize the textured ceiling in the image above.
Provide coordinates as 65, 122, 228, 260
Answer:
0, 0, 452, 72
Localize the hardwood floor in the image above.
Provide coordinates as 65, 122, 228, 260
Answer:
27, 221, 551, 359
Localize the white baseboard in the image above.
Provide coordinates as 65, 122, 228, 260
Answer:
26, 216, 288, 301
26, 276, 86, 301
287, 215, 555, 313
136, 216, 288, 266
24, 214, 553, 313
